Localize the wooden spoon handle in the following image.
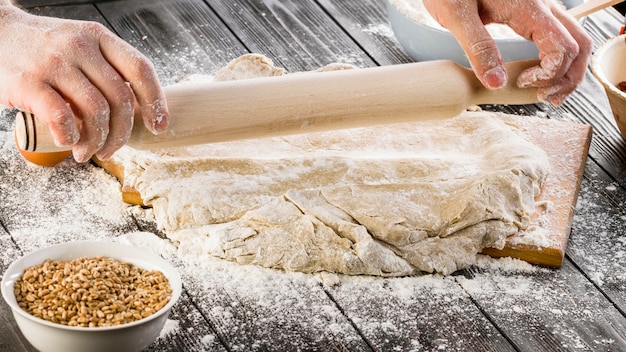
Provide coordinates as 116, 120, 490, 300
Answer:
15, 60, 539, 153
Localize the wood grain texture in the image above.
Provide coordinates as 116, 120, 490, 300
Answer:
178, 266, 373, 351
0, 229, 37, 352
97, 0, 248, 85
325, 275, 518, 351
316, 0, 414, 66
3, 1, 626, 351
567, 161, 626, 314
460, 261, 626, 351
207, 0, 377, 71
15, 0, 107, 8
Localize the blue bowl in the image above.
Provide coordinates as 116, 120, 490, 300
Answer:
386, 0, 584, 67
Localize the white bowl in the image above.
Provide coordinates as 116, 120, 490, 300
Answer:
591, 34, 626, 138
386, 0, 584, 67
1, 240, 182, 352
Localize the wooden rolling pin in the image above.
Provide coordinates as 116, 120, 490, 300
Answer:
14, 0, 623, 155
15, 59, 539, 153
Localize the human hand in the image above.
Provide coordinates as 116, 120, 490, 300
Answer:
0, 4, 169, 162
423, 0, 593, 105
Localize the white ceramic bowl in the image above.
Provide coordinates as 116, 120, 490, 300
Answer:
592, 34, 626, 138
386, 0, 584, 67
1, 240, 182, 352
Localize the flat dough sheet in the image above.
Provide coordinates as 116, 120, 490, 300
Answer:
112, 55, 551, 276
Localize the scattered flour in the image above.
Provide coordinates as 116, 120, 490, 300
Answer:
0, 119, 621, 350
158, 319, 180, 339
510, 225, 558, 248
201, 334, 216, 347
361, 23, 395, 38
472, 255, 538, 273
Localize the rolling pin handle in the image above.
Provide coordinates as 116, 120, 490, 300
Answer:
14, 110, 36, 152
14, 110, 71, 153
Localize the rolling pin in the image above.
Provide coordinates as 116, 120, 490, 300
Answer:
15, 59, 539, 154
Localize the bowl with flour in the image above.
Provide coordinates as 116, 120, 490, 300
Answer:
592, 34, 626, 139
1, 240, 182, 352
386, 0, 583, 67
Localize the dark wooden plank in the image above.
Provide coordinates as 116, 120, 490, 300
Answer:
145, 290, 226, 352
207, 0, 376, 72
560, 11, 626, 186
97, 0, 248, 86
16, 0, 106, 8
0, 227, 37, 352
25, 2, 106, 21
459, 260, 626, 351
177, 259, 373, 351
326, 275, 516, 351
316, 0, 413, 66
567, 161, 626, 310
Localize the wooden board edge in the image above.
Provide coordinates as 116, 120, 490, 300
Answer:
481, 245, 566, 268
481, 122, 593, 268
92, 156, 145, 206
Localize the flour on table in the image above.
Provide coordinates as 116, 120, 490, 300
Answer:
110, 54, 551, 276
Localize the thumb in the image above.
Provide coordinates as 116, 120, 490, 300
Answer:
446, 19, 507, 89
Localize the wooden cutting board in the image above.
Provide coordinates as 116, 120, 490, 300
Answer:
481, 115, 592, 268
95, 114, 592, 269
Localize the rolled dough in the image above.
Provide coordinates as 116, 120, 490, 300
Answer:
113, 54, 551, 276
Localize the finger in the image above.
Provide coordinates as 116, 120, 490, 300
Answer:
8, 80, 79, 148
51, 68, 110, 163
441, 3, 507, 89
513, 7, 579, 90
76, 45, 135, 159
98, 31, 169, 135
536, 7, 593, 105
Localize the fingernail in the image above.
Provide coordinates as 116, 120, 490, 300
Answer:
70, 144, 90, 163
55, 126, 80, 147
95, 151, 112, 161
152, 112, 168, 134
73, 154, 90, 164
549, 95, 566, 107
149, 99, 169, 134
483, 66, 507, 89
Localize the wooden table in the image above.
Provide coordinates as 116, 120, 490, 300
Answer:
2, 1, 626, 351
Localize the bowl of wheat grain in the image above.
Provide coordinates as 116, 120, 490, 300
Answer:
1, 240, 182, 352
